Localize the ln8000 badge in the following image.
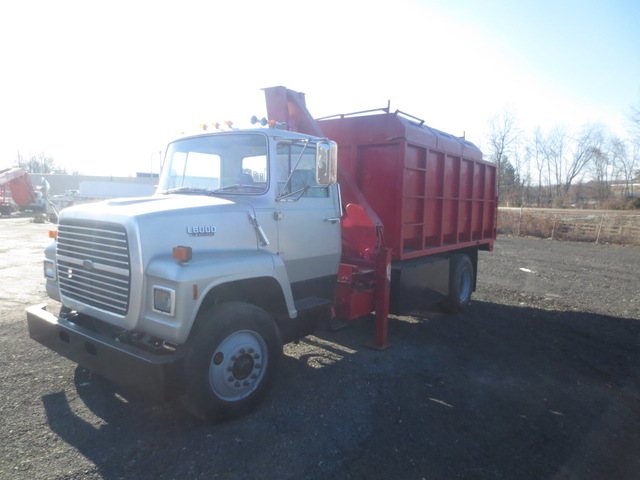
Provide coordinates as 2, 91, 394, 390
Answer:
187, 225, 216, 237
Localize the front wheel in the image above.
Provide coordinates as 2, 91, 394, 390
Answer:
182, 302, 282, 422
443, 254, 474, 313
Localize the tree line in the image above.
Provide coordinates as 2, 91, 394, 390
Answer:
484, 99, 640, 209
14, 151, 68, 174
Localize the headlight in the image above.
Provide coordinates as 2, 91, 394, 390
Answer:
44, 260, 57, 280
153, 286, 176, 316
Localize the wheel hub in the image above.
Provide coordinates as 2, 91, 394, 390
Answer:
208, 330, 267, 401
232, 353, 255, 381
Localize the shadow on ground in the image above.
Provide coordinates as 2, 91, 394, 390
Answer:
42, 300, 640, 480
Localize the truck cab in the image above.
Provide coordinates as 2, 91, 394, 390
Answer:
29, 127, 341, 421
143, 128, 341, 344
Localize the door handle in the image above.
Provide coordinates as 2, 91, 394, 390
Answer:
325, 217, 341, 224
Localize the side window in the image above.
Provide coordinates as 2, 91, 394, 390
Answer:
242, 155, 267, 183
276, 143, 328, 198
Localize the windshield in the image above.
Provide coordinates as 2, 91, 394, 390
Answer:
157, 133, 268, 195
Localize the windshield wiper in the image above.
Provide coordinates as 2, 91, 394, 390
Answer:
210, 184, 264, 193
163, 187, 214, 195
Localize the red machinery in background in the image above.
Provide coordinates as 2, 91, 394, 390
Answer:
0, 168, 39, 216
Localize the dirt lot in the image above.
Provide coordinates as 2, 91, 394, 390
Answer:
1, 216, 640, 480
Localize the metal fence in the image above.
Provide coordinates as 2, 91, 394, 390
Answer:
498, 208, 640, 246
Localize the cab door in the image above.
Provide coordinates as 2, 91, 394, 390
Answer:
273, 142, 341, 297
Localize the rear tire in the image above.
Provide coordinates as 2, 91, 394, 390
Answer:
182, 302, 282, 422
443, 254, 473, 313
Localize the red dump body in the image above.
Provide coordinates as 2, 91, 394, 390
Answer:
263, 86, 497, 347
319, 112, 496, 261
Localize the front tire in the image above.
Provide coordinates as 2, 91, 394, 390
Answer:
182, 302, 282, 422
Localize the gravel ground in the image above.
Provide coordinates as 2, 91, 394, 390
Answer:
1, 216, 640, 480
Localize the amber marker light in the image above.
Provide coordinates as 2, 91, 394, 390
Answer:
48, 229, 57, 239
173, 246, 192, 262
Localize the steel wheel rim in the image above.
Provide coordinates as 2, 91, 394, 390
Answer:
208, 330, 268, 402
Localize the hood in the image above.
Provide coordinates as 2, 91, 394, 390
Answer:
59, 193, 261, 254
62, 193, 239, 218
53, 193, 271, 334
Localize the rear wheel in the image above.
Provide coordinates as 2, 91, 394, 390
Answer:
443, 254, 474, 313
182, 302, 282, 422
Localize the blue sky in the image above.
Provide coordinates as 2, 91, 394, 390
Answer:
439, 0, 640, 123
1, 0, 638, 176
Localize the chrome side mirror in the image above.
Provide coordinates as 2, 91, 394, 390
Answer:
316, 141, 337, 186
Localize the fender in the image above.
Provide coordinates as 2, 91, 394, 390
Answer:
143, 249, 296, 344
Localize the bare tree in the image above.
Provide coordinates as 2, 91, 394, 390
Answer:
629, 92, 640, 138
635, 142, 640, 181
543, 125, 569, 202
563, 124, 605, 196
590, 141, 611, 203
486, 106, 523, 204
527, 127, 551, 206
626, 91, 640, 188
608, 136, 636, 198
526, 124, 604, 206
15, 151, 66, 174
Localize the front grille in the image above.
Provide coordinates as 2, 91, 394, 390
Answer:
57, 219, 131, 315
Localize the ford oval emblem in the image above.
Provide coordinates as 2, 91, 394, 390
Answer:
83, 260, 94, 270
